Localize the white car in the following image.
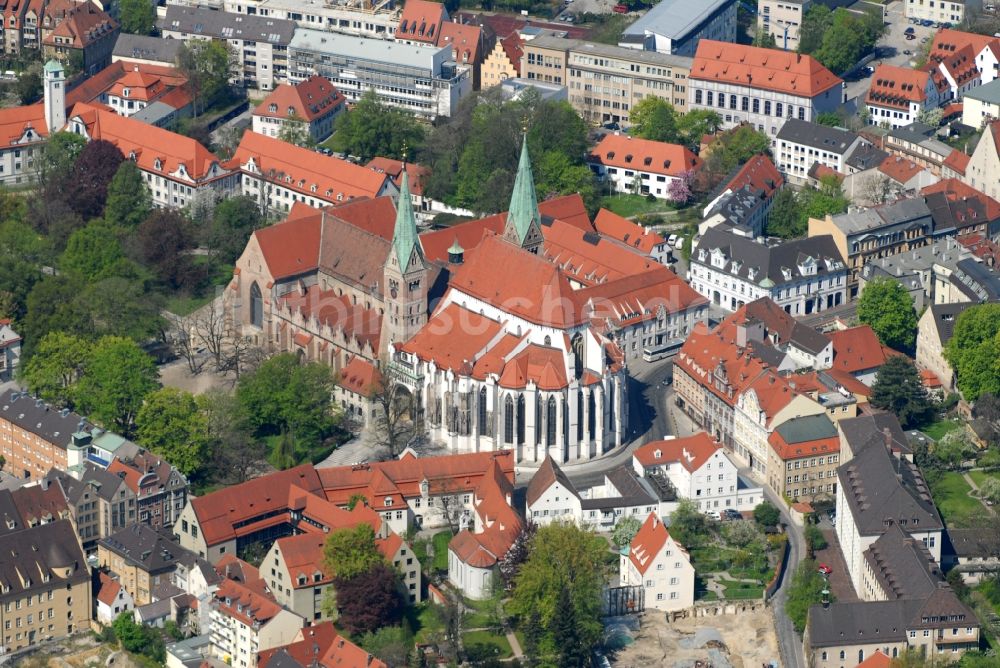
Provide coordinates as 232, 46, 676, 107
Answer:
667, 234, 678, 246
674, 236, 685, 249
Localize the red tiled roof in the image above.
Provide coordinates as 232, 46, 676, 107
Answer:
253, 75, 345, 123
593, 209, 664, 255
920, 369, 943, 389
828, 325, 901, 374
943, 149, 970, 176
930, 29, 1000, 65
190, 464, 324, 548
537, 193, 592, 231
581, 265, 707, 327
866, 65, 930, 110
69, 102, 222, 182
542, 218, 660, 286
214, 579, 285, 629
324, 195, 398, 241
878, 155, 924, 184
107, 452, 176, 495
449, 458, 521, 569
10, 483, 68, 524
318, 450, 515, 510
634, 432, 721, 473
96, 572, 122, 606
257, 622, 338, 668
232, 131, 391, 203
366, 157, 429, 197
768, 429, 839, 461
500, 32, 524, 76
589, 134, 701, 177
400, 303, 502, 371
44, 1, 117, 49
395, 0, 447, 43
441, 21, 483, 66
856, 650, 892, 668
250, 212, 323, 280
336, 357, 380, 397
628, 512, 681, 576
675, 322, 767, 408
692, 41, 842, 97
497, 344, 568, 390
920, 178, 1000, 222
723, 153, 784, 199
277, 285, 382, 353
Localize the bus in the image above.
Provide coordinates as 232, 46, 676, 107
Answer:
642, 338, 684, 362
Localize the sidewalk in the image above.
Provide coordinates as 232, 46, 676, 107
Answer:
962, 472, 997, 515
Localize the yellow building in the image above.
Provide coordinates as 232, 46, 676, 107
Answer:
481, 34, 521, 89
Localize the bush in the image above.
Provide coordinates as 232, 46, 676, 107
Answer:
753, 502, 781, 528
804, 524, 828, 552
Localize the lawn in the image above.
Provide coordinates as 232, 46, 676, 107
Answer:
719, 579, 765, 600
164, 293, 214, 317
930, 471, 981, 528
407, 602, 445, 644
432, 530, 452, 572
462, 596, 496, 629
924, 418, 962, 442
462, 630, 512, 660
969, 470, 1000, 488
599, 194, 678, 218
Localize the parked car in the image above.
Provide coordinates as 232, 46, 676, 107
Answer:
906, 33, 916, 40
904, 50, 912, 56
667, 233, 678, 246
613, 3, 628, 13
722, 509, 742, 521
905, 26, 915, 34
674, 236, 684, 249
818, 563, 833, 575
706, 510, 721, 520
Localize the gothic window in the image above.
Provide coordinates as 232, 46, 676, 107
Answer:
577, 391, 583, 441
608, 381, 616, 433
535, 398, 541, 446
546, 396, 556, 446
250, 282, 263, 328
517, 395, 526, 444
504, 396, 514, 444
571, 333, 584, 378
588, 390, 596, 437
478, 387, 488, 434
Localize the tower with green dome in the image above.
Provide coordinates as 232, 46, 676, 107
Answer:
382, 168, 428, 348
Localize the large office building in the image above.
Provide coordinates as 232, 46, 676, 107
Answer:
618, 0, 737, 57
687, 41, 843, 138
521, 35, 691, 127
757, 0, 810, 51
288, 28, 471, 118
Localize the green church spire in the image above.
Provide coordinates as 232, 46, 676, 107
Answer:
392, 168, 422, 272
506, 134, 541, 243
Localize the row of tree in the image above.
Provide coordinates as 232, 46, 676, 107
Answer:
798, 6, 887, 75
765, 174, 850, 239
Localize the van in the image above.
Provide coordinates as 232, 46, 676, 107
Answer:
674, 236, 684, 249
667, 233, 678, 246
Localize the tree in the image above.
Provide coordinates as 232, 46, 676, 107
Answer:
498, 522, 535, 591
870, 357, 935, 429
21, 275, 92, 353
200, 389, 266, 484
862, 172, 900, 206
753, 501, 781, 528
798, 5, 833, 54
15, 70, 41, 105
978, 477, 1000, 505
765, 187, 804, 238
60, 222, 131, 282
798, 175, 850, 222
945, 304, 1000, 401
104, 161, 152, 229
668, 498, 712, 547
815, 112, 842, 127
204, 195, 264, 263
370, 368, 414, 457
551, 585, 585, 668
611, 515, 642, 548
804, 524, 828, 553
785, 559, 831, 633
135, 210, 200, 291
330, 89, 425, 161
724, 519, 762, 549
358, 626, 413, 668
112, 611, 166, 662
323, 524, 387, 581
0, 219, 49, 324
277, 112, 314, 147
508, 522, 607, 662
79, 276, 163, 342
667, 169, 694, 204
75, 336, 159, 435
333, 563, 404, 635
119, 0, 155, 35
932, 430, 976, 470
237, 353, 339, 463
37, 132, 86, 193
753, 26, 777, 49
135, 388, 210, 477
676, 109, 722, 147
629, 97, 679, 143
857, 277, 919, 353
176, 40, 232, 115
65, 140, 125, 220
18, 332, 90, 406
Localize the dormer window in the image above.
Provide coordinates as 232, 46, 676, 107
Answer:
297, 575, 306, 585
122, 88, 130, 98
154, 158, 162, 170
384, 496, 392, 507
654, 449, 661, 459
287, 106, 296, 117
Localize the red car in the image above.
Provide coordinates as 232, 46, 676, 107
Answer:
818, 563, 833, 575
613, 4, 628, 13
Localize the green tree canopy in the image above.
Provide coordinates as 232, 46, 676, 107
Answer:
668, 498, 713, 547
75, 336, 159, 435
677, 109, 723, 146
177, 40, 232, 115
630, 97, 680, 143
0, 219, 48, 324
15, 70, 41, 106
944, 304, 1000, 401
331, 89, 425, 162
765, 188, 803, 238
786, 559, 831, 632
323, 524, 386, 580
60, 222, 131, 282
18, 332, 90, 406
119, 0, 155, 35
857, 277, 918, 353
38, 132, 87, 193
870, 356, 935, 429
204, 195, 264, 264
21, 275, 92, 354
104, 161, 152, 229
277, 112, 314, 147
611, 515, 642, 548
799, 6, 884, 74
753, 501, 781, 528
508, 522, 607, 661
135, 387, 210, 477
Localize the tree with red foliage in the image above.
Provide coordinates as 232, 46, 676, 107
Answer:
332, 562, 404, 635
133, 210, 204, 292
66, 140, 125, 221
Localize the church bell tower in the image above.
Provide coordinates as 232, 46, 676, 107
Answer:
382, 168, 429, 351
502, 135, 544, 254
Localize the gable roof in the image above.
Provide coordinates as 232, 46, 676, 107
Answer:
828, 325, 901, 374
588, 133, 701, 177
525, 455, 579, 507
769, 414, 839, 461
395, 0, 447, 43
95, 571, 123, 606
722, 153, 783, 199
691, 40, 842, 98
777, 119, 858, 155
866, 64, 931, 110
253, 76, 345, 123
99, 524, 198, 574
592, 209, 664, 255
633, 432, 721, 473
724, 297, 831, 356
44, 1, 117, 50
628, 512, 682, 576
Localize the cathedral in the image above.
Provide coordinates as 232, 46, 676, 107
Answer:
229, 137, 705, 463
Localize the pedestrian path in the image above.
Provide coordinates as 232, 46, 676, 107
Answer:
962, 472, 996, 515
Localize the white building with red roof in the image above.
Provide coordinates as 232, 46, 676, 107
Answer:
587, 133, 701, 200
619, 512, 694, 612
251, 75, 345, 144
865, 64, 945, 130
688, 41, 843, 138
95, 571, 133, 625
394, 0, 488, 89
632, 433, 762, 514
209, 578, 303, 667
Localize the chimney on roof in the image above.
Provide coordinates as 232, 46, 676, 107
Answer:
883, 427, 892, 450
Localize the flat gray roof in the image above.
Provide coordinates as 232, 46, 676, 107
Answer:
622, 0, 734, 40
527, 34, 693, 69
964, 78, 1000, 105
289, 27, 447, 70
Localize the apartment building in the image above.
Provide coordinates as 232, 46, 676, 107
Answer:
159, 6, 296, 92
106, 451, 188, 529
687, 41, 843, 138
587, 133, 701, 198
758, 0, 810, 51
98, 524, 199, 606
42, 1, 118, 76
47, 465, 135, 553
619, 513, 695, 612
251, 76, 345, 143
210, 578, 303, 668
0, 519, 90, 652
521, 35, 692, 126
916, 302, 971, 390
0, 390, 91, 480
288, 27, 471, 118
219, 0, 399, 38
904, 0, 966, 24
866, 65, 945, 130
775, 119, 868, 185
766, 413, 840, 503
